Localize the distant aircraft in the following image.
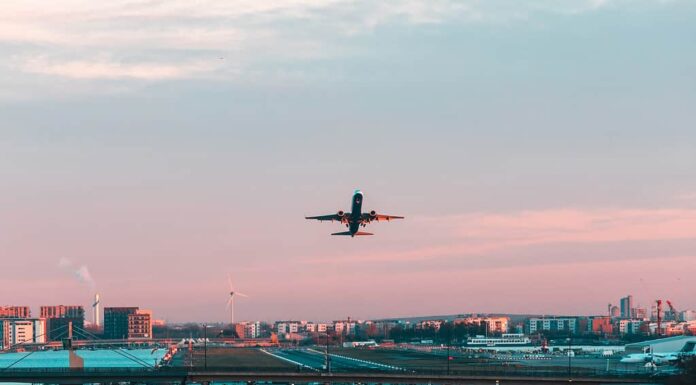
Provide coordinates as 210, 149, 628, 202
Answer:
620, 351, 680, 365
305, 189, 404, 237
620, 342, 696, 365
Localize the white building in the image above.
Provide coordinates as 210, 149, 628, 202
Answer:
619, 319, 644, 335
0, 319, 46, 350
526, 317, 577, 334
333, 321, 357, 335
276, 321, 300, 335
244, 321, 261, 338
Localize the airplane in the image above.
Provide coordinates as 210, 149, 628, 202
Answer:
620, 351, 680, 365
305, 189, 404, 237
620, 342, 696, 365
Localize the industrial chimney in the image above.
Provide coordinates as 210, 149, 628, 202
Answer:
92, 293, 101, 327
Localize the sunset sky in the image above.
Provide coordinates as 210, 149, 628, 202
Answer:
1, 0, 695, 322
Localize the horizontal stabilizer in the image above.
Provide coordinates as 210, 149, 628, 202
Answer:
331, 231, 373, 236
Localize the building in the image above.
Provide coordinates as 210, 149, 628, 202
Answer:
40, 305, 84, 319
681, 310, 696, 322
588, 316, 613, 335
244, 321, 261, 338
610, 306, 620, 318
103, 307, 138, 339
416, 320, 444, 330
618, 319, 644, 335
455, 316, 510, 334
127, 309, 152, 339
620, 295, 634, 318
275, 321, 300, 335
526, 317, 578, 334
0, 306, 31, 318
40, 305, 85, 341
0, 318, 46, 350
634, 307, 648, 320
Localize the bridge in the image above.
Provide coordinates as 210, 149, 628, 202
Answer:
0, 368, 660, 385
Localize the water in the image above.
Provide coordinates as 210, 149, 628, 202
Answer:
0, 348, 166, 369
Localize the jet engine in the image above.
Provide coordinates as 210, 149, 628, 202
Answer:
370, 210, 377, 217
337, 210, 345, 218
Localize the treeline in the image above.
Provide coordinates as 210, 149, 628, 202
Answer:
388, 322, 489, 343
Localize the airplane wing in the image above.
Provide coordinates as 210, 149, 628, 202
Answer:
362, 213, 404, 222
305, 213, 349, 222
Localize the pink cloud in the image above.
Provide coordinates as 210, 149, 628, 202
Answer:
302, 208, 696, 265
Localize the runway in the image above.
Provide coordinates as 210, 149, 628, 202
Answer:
263, 348, 400, 372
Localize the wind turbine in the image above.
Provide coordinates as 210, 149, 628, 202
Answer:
226, 276, 248, 324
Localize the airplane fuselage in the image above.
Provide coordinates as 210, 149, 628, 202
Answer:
347, 190, 363, 235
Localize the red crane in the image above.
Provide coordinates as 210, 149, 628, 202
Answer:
656, 300, 663, 336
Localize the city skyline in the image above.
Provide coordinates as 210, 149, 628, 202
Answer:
1, 0, 696, 322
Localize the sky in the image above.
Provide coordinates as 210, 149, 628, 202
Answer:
1, 0, 695, 323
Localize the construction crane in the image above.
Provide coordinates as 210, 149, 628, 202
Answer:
656, 300, 663, 336
666, 300, 679, 322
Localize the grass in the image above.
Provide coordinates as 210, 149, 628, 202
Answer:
170, 347, 295, 370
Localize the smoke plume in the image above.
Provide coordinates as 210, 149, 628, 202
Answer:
59, 257, 96, 289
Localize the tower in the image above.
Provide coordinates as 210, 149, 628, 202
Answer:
93, 293, 101, 327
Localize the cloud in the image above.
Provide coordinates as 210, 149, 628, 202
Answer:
18, 56, 224, 80
301, 207, 696, 268
0, 0, 679, 87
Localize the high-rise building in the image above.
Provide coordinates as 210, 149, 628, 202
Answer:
40, 305, 85, 341
0, 306, 31, 318
0, 319, 46, 350
103, 307, 138, 340
620, 295, 634, 318
104, 307, 152, 340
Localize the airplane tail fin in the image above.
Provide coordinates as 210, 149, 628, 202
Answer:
331, 231, 373, 236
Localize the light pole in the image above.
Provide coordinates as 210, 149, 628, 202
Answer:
204, 324, 208, 370
446, 324, 451, 375
325, 332, 331, 374
567, 328, 572, 380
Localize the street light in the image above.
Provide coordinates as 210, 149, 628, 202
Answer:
204, 324, 213, 370
446, 324, 451, 375
324, 332, 332, 374
567, 328, 572, 380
